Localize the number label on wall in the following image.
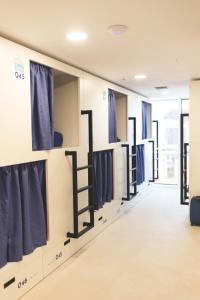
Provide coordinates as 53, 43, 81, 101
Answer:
17, 278, 28, 289
103, 91, 107, 100
56, 251, 63, 260
14, 59, 25, 80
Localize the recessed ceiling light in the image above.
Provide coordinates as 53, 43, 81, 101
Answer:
108, 25, 128, 36
134, 74, 147, 80
66, 32, 88, 41
161, 90, 170, 95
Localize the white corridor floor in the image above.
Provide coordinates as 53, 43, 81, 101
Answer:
21, 185, 200, 300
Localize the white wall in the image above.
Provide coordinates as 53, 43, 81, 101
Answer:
0, 36, 151, 300
189, 80, 200, 197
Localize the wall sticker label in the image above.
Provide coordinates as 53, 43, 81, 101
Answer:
14, 59, 25, 80
103, 90, 107, 100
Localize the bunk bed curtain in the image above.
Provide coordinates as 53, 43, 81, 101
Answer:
30, 62, 54, 150
142, 101, 151, 140
93, 150, 113, 210
0, 160, 47, 268
108, 89, 118, 143
136, 144, 145, 185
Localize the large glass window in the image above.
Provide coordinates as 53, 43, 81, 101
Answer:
152, 100, 180, 184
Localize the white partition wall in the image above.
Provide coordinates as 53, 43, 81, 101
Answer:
0, 36, 151, 300
189, 80, 200, 197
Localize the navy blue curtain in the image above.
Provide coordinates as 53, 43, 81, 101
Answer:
93, 150, 113, 210
142, 101, 151, 140
136, 145, 145, 185
54, 131, 63, 147
30, 62, 54, 151
0, 161, 47, 268
108, 89, 118, 143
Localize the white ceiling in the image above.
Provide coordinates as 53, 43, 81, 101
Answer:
0, 0, 199, 99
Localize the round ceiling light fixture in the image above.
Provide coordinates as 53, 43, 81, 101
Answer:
134, 74, 147, 80
161, 90, 170, 95
66, 32, 88, 41
108, 25, 128, 36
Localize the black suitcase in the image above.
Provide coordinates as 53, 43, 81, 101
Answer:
190, 196, 200, 226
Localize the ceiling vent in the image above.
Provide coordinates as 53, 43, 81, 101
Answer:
154, 86, 168, 90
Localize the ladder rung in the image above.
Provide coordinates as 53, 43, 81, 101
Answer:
67, 225, 92, 239
122, 193, 137, 201
130, 192, 137, 197
77, 226, 92, 238
129, 167, 136, 171
83, 222, 92, 227
129, 154, 136, 157
78, 206, 91, 215
77, 185, 92, 193
183, 184, 189, 189
77, 165, 92, 171
130, 181, 137, 185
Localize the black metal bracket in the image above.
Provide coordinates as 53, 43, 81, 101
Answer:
180, 113, 189, 205
64, 239, 71, 246
65, 110, 94, 238
4, 277, 15, 289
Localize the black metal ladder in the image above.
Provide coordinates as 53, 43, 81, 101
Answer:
153, 120, 159, 180
180, 113, 189, 205
183, 142, 189, 201
122, 117, 137, 200
149, 120, 159, 182
149, 140, 155, 182
65, 110, 94, 238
